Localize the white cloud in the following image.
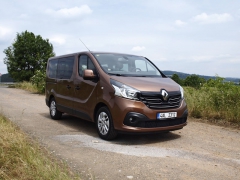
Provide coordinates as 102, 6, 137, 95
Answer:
131, 46, 146, 51
49, 36, 66, 45
46, 5, 92, 19
0, 26, 12, 40
0, 26, 11, 37
191, 55, 214, 62
192, 13, 233, 24
175, 20, 187, 26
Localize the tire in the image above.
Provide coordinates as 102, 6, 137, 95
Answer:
49, 97, 62, 120
95, 106, 118, 140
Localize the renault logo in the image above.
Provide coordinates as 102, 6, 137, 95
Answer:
161, 89, 169, 101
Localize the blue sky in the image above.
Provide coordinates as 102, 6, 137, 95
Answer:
0, 0, 239, 77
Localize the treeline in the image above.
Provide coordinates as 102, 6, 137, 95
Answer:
0, 74, 15, 82
171, 73, 239, 89
163, 70, 240, 84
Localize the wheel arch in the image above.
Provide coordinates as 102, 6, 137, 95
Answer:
48, 95, 55, 106
94, 102, 108, 122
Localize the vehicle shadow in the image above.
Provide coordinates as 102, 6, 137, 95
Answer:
114, 132, 181, 145
41, 113, 182, 145
56, 114, 99, 137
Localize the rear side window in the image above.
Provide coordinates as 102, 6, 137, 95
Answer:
56, 56, 74, 79
48, 59, 58, 78
57, 57, 74, 79
79, 55, 96, 77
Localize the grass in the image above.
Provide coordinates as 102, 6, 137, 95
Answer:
10, 81, 39, 93
184, 84, 240, 126
0, 114, 80, 180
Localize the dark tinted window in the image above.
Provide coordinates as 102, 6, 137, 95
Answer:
79, 55, 96, 77
57, 56, 74, 79
48, 59, 58, 78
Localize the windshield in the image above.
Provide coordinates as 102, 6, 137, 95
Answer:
93, 53, 162, 77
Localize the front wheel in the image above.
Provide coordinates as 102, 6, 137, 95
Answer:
95, 107, 118, 140
49, 98, 62, 120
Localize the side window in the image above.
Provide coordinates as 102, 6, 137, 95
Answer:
147, 63, 155, 71
79, 55, 96, 77
48, 59, 58, 78
64, 57, 74, 79
57, 57, 74, 79
146, 62, 160, 75
135, 60, 147, 71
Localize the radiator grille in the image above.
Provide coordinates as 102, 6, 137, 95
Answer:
139, 91, 182, 109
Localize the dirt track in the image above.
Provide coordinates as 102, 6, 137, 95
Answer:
0, 86, 239, 180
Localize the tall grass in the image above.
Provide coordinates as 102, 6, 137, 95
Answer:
13, 81, 39, 93
0, 114, 80, 180
184, 77, 240, 124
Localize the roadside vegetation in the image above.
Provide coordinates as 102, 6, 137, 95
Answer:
0, 114, 80, 180
10, 71, 46, 94
185, 80, 240, 123
176, 74, 240, 125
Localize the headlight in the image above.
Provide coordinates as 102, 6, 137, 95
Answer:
110, 79, 140, 100
179, 85, 184, 99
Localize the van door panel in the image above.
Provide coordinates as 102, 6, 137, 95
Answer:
55, 57, 74, 114
73, 55, 98, 121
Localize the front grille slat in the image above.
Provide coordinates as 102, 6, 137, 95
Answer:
139, 91, 182, 109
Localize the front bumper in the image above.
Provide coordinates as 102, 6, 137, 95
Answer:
108, 96, 188, 133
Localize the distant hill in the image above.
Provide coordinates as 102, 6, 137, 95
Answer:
0, 73, 15, 82
162, 70, 240, 84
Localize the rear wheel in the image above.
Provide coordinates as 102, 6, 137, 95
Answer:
96, 106, 118, 140
49, 98, 62, 120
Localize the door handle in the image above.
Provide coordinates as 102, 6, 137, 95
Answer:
66, 85, 71, 89
75, 86, 80, 90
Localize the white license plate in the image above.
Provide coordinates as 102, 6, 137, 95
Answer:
157, 112, 177, 119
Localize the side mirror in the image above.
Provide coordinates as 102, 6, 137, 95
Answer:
83, 69, 97, 80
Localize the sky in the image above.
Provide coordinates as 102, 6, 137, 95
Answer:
0, 0, 239, 78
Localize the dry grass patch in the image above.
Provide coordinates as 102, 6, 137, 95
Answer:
0, 114, 80, 180
13, 81, 39, 93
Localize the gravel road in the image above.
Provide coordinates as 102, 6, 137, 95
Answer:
0, 86, 239, 180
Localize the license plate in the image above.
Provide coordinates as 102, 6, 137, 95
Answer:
157, 112, 177, 119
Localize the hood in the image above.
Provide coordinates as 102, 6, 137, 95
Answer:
111, 76, 180, 92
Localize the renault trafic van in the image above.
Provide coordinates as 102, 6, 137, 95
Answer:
45, 52, 188, 140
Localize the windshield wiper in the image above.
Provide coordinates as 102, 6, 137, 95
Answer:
108, 73, 125, 76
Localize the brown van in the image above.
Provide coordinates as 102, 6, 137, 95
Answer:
45, 52, 188, 140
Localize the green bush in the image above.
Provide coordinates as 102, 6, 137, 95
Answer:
184, 74, 206, 89
30, 70, 46, 93
14, 81, 39, 93
184, 77, 240, 123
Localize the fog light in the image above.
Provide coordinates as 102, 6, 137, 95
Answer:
129, 117, 137, 123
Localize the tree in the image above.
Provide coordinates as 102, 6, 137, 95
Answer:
3, 31, 55, 81
184, 74, 206, 89
171, 74, 183, 85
